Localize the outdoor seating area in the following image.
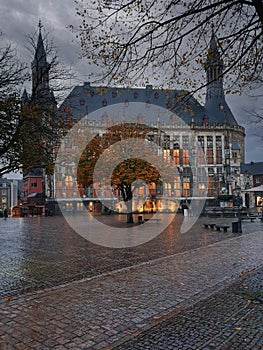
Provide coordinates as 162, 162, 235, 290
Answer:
240, 215, 258, 222
203, 222, 230, 232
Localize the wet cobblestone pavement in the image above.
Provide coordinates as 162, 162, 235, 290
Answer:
0, 213, 262, 350
113, 267, 263, 350
0, 215, 262, 297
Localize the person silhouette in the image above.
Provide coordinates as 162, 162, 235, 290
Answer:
3, 208, 8, 219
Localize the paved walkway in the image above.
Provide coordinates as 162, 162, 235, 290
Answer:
114, 266, 263, 350
0, 229, 262, 349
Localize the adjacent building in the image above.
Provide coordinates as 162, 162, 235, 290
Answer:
0, 178, 21, 216
241, 162, 263, 210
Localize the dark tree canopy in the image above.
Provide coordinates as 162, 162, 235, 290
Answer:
0, 32, 27, 96
0, 26, 71, 177
0, 32, 27, 176
73, 0, 263, 92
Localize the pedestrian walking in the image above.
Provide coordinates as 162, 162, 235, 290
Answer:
3, 208, 8, 219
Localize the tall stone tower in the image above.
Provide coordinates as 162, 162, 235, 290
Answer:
21, 21, 57, 216
31, 20, 56, 107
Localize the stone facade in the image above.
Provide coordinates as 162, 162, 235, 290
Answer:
23, 26, 246, 214
50, 30, 246, 213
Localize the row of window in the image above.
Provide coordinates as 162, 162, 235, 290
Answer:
162, 148, 223, 165
83, 90, 162, 101
55, 180, 222, 199
148, 134, 223, 148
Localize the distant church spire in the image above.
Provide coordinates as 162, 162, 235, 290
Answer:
31, 20, 51, 102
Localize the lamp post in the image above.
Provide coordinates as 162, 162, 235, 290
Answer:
219, 103, 231, 195
235, 185, 242, 233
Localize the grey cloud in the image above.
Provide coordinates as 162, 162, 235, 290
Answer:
1, 0, 262, 162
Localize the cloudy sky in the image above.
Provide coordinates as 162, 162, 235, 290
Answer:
1, 0, 262, 165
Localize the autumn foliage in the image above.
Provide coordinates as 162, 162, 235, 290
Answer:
77, 123, 172, 223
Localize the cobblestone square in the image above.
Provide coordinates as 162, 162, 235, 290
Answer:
0, 215, 262, 349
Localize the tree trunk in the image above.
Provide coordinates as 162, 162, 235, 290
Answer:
126, 200, 134, 223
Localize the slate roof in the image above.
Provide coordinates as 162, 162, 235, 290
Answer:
59, 83, 239, 127
241, 162, 263, 175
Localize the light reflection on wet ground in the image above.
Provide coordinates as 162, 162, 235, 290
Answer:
0, 214, 261, 297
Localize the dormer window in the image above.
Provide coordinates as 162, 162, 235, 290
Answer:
124, 100, 129, 107
134, 92, 138, 99
102, 114, 108, 122
102, 99, 107, 106
112, 90, 117, 98
167, 100, 173, 109
146, 100, 151, 108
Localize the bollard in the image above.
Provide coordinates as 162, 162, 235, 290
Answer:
232, 221, 238, 233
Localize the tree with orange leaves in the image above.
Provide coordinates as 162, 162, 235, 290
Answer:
77, 123, 173, 223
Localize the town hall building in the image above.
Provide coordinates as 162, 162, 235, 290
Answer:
22, 24, 246, 215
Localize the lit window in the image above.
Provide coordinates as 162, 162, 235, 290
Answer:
173, 149, 180, 165
174, 176, 181, 197
198, 149, 205, 165
183, 179, 190, 197
207, 149, 214, 164
182, 149, 189, 165
163, 149, 170, 164
208, 176, 214, 196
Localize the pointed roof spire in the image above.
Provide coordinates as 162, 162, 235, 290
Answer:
21, 88, 29, 102
35, 19, 46, 62
38, 19, 43, 33
207, 24, 220, 62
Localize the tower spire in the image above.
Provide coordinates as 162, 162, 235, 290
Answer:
204, 27, 237, 126
31, 20, 50, 101
204, 27, 224, 101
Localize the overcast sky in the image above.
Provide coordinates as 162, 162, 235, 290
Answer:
1, 0, 262, 167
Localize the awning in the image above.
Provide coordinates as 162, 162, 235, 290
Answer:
243, 185, 263, 192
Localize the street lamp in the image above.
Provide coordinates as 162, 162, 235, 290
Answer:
219, 103, 231, 195
235, 185, 242, 233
